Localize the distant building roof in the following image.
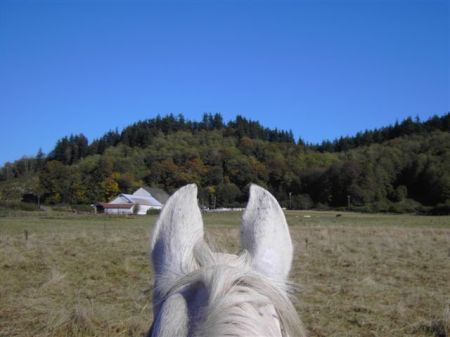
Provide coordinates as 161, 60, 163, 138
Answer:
120, 194, 162, 207
141, 186, 170, 203
98, 203, 135, 209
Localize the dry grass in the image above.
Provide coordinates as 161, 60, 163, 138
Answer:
0, 211, 449, 337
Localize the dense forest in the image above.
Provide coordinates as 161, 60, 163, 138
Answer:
1, 113, 449, 214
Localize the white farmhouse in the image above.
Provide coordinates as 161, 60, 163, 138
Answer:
109, 193, 161, 215
99, 186, 169, 215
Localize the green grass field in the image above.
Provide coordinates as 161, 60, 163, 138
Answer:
0, 210, 449, 337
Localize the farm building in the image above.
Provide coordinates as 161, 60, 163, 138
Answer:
96, 203, 135, 215
133, 186, 170, 204
97, 186, 169, 215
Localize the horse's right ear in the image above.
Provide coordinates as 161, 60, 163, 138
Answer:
241, 184, 293, 283
151, 184, 204, 304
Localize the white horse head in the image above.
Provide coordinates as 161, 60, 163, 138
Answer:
148, 184, 306, 337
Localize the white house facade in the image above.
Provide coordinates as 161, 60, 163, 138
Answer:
110, 193, 162, 215
98, 186, 169, 215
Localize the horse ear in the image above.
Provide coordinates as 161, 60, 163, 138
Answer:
151, 184, 204, 301
241, 184, 293, 282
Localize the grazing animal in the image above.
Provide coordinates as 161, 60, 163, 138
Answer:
148, 184, 306, 337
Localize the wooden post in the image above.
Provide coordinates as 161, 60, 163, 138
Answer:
24, 230, 28, 241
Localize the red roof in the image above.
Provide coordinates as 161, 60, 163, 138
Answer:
98, 203, 135, 209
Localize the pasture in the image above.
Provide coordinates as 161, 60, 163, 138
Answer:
0, 210, 449, 337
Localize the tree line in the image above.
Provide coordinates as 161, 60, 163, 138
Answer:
0, 112, 449, 214
314, 114, 450, 152
46, 113, 295, 165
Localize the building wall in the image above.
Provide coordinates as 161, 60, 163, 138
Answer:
136, 204, 161, 215
104, 207, 134, 215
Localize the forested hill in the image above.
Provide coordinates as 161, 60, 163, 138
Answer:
48, 114, 296, 165
1, 113, 449, 214
314, 114, 450, 152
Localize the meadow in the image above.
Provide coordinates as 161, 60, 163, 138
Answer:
0, 210, 449, 337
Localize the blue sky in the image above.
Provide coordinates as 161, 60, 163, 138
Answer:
0, 0, 448, 165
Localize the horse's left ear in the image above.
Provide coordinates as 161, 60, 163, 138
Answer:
241, 184, 293, 283
151, 184, 204, 305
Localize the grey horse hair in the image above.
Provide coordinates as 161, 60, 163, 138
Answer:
149, 184, 306, 337
150, 241, 306, 337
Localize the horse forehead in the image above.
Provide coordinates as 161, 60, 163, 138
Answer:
154, 260, 287, 337
212, 252, 242, 266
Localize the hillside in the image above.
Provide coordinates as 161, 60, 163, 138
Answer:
1, 113, 449, 214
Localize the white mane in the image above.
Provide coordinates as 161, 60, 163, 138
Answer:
148, 184, 306, 337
